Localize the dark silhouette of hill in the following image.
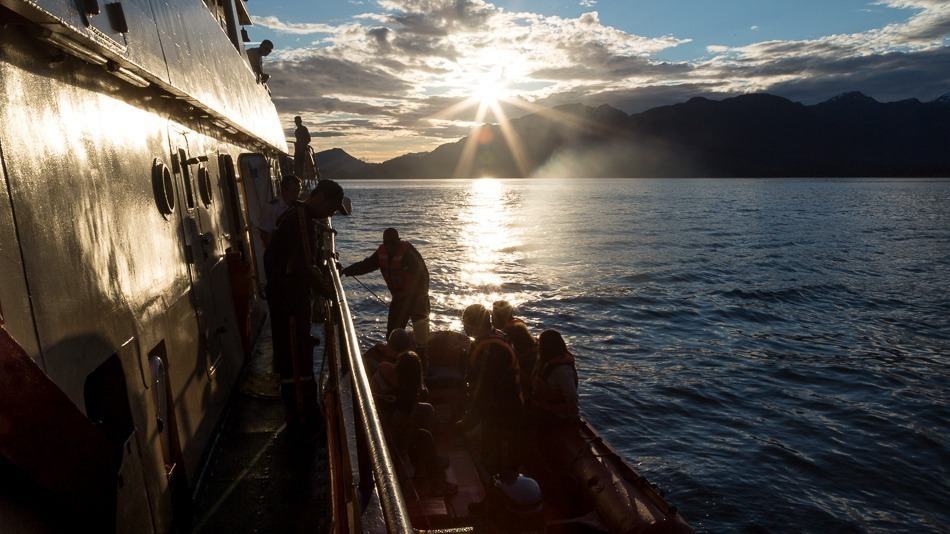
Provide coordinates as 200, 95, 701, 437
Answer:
314, 92, 950, 179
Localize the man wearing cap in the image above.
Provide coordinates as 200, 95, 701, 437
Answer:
264, 180, 350, 427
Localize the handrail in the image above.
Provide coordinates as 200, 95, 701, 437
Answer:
325, 225, 413, 534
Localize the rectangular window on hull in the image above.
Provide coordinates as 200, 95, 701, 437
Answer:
178, 148, 197, 210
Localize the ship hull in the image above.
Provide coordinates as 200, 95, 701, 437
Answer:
0, 5, 285, 530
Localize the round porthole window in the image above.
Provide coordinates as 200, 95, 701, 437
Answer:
197, 166, 213, 207
152, 159, 175, 217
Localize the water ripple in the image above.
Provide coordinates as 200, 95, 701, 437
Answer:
335, 178, 950, 533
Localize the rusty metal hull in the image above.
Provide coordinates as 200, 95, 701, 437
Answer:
0, 0, 286, 530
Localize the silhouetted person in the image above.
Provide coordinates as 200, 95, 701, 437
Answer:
293, 116, 317, 183
385, 352, 456, 495
507, 322, 538, 394
258, 175, 301, 248
264, 180, 349, 428
365, 327, 412, 379
492, 300, 528, 339
530, 330, 578, 424
341, 228, 431, 344
246, 39, 273, 83
457, 304, 523, 475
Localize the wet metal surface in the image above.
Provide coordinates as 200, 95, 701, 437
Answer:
193, 320, 330, 534
1, 0, 287, 151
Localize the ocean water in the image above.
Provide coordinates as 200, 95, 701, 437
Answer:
331, 178, 950, 533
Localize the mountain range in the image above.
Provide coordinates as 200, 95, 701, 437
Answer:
314, 92, 950, 179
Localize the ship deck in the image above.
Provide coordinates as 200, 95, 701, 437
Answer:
192, 320, 330, 534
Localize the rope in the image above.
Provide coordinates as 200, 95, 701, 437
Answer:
351, 275, 389, 306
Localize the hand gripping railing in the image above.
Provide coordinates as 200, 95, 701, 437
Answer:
326, 229, 414, 534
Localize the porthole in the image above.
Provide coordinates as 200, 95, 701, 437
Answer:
197, 166, 213, 207
152, 159, 175, 217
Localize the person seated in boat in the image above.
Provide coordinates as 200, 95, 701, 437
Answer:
386, 352, 456, 495
458, 304, 523, 475
364, 327, 411, 379
461, 303, 510, 383
371, 361, 398, 403
530, 330, 579, 425
492, 300, 527, 338
506, 322, 538, 395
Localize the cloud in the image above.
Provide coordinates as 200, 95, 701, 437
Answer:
257, 1, 949, 160
249, 15, 336, 34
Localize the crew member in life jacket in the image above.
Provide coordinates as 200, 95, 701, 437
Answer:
341, 228, 431, 344
457, 304, 524, 475
264, 180, 350, 428
530, 329, 579, 425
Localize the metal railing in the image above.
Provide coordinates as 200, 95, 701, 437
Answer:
325, 227, 414, 534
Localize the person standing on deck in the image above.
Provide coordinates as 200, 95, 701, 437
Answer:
264, 180, 349, 428
258, 175, 301, 249
340, 228, 431, 345
293, 116, 317, 184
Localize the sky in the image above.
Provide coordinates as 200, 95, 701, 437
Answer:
247, 0, 950, 161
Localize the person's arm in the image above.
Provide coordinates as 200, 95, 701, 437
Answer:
341, 251, 380, 277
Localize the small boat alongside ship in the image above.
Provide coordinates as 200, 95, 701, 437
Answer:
320, 232, 692, 533
0, 0, 692, 530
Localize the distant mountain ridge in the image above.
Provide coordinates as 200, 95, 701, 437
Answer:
314, 92, 950, 179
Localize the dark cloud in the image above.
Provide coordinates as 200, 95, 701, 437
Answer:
272, 95, 399, 116
268, 54, 411, 99
766, 46, 950, 103
531, 57, 691, 81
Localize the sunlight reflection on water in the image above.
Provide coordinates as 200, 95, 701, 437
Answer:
334, 178, 950, 533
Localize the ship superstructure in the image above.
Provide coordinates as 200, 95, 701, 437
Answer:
0, 0, 288, 530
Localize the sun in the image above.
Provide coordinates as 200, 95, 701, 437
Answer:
472, 77, 507, 106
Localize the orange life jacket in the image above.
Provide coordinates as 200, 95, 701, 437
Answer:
469, 330, 523, 401
531, 352, 579, 419
377, 241, 417, 295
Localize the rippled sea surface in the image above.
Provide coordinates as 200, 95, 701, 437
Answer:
332, 178, 950, 533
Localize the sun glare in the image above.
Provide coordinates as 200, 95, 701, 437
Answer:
473, 78, 506, 105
